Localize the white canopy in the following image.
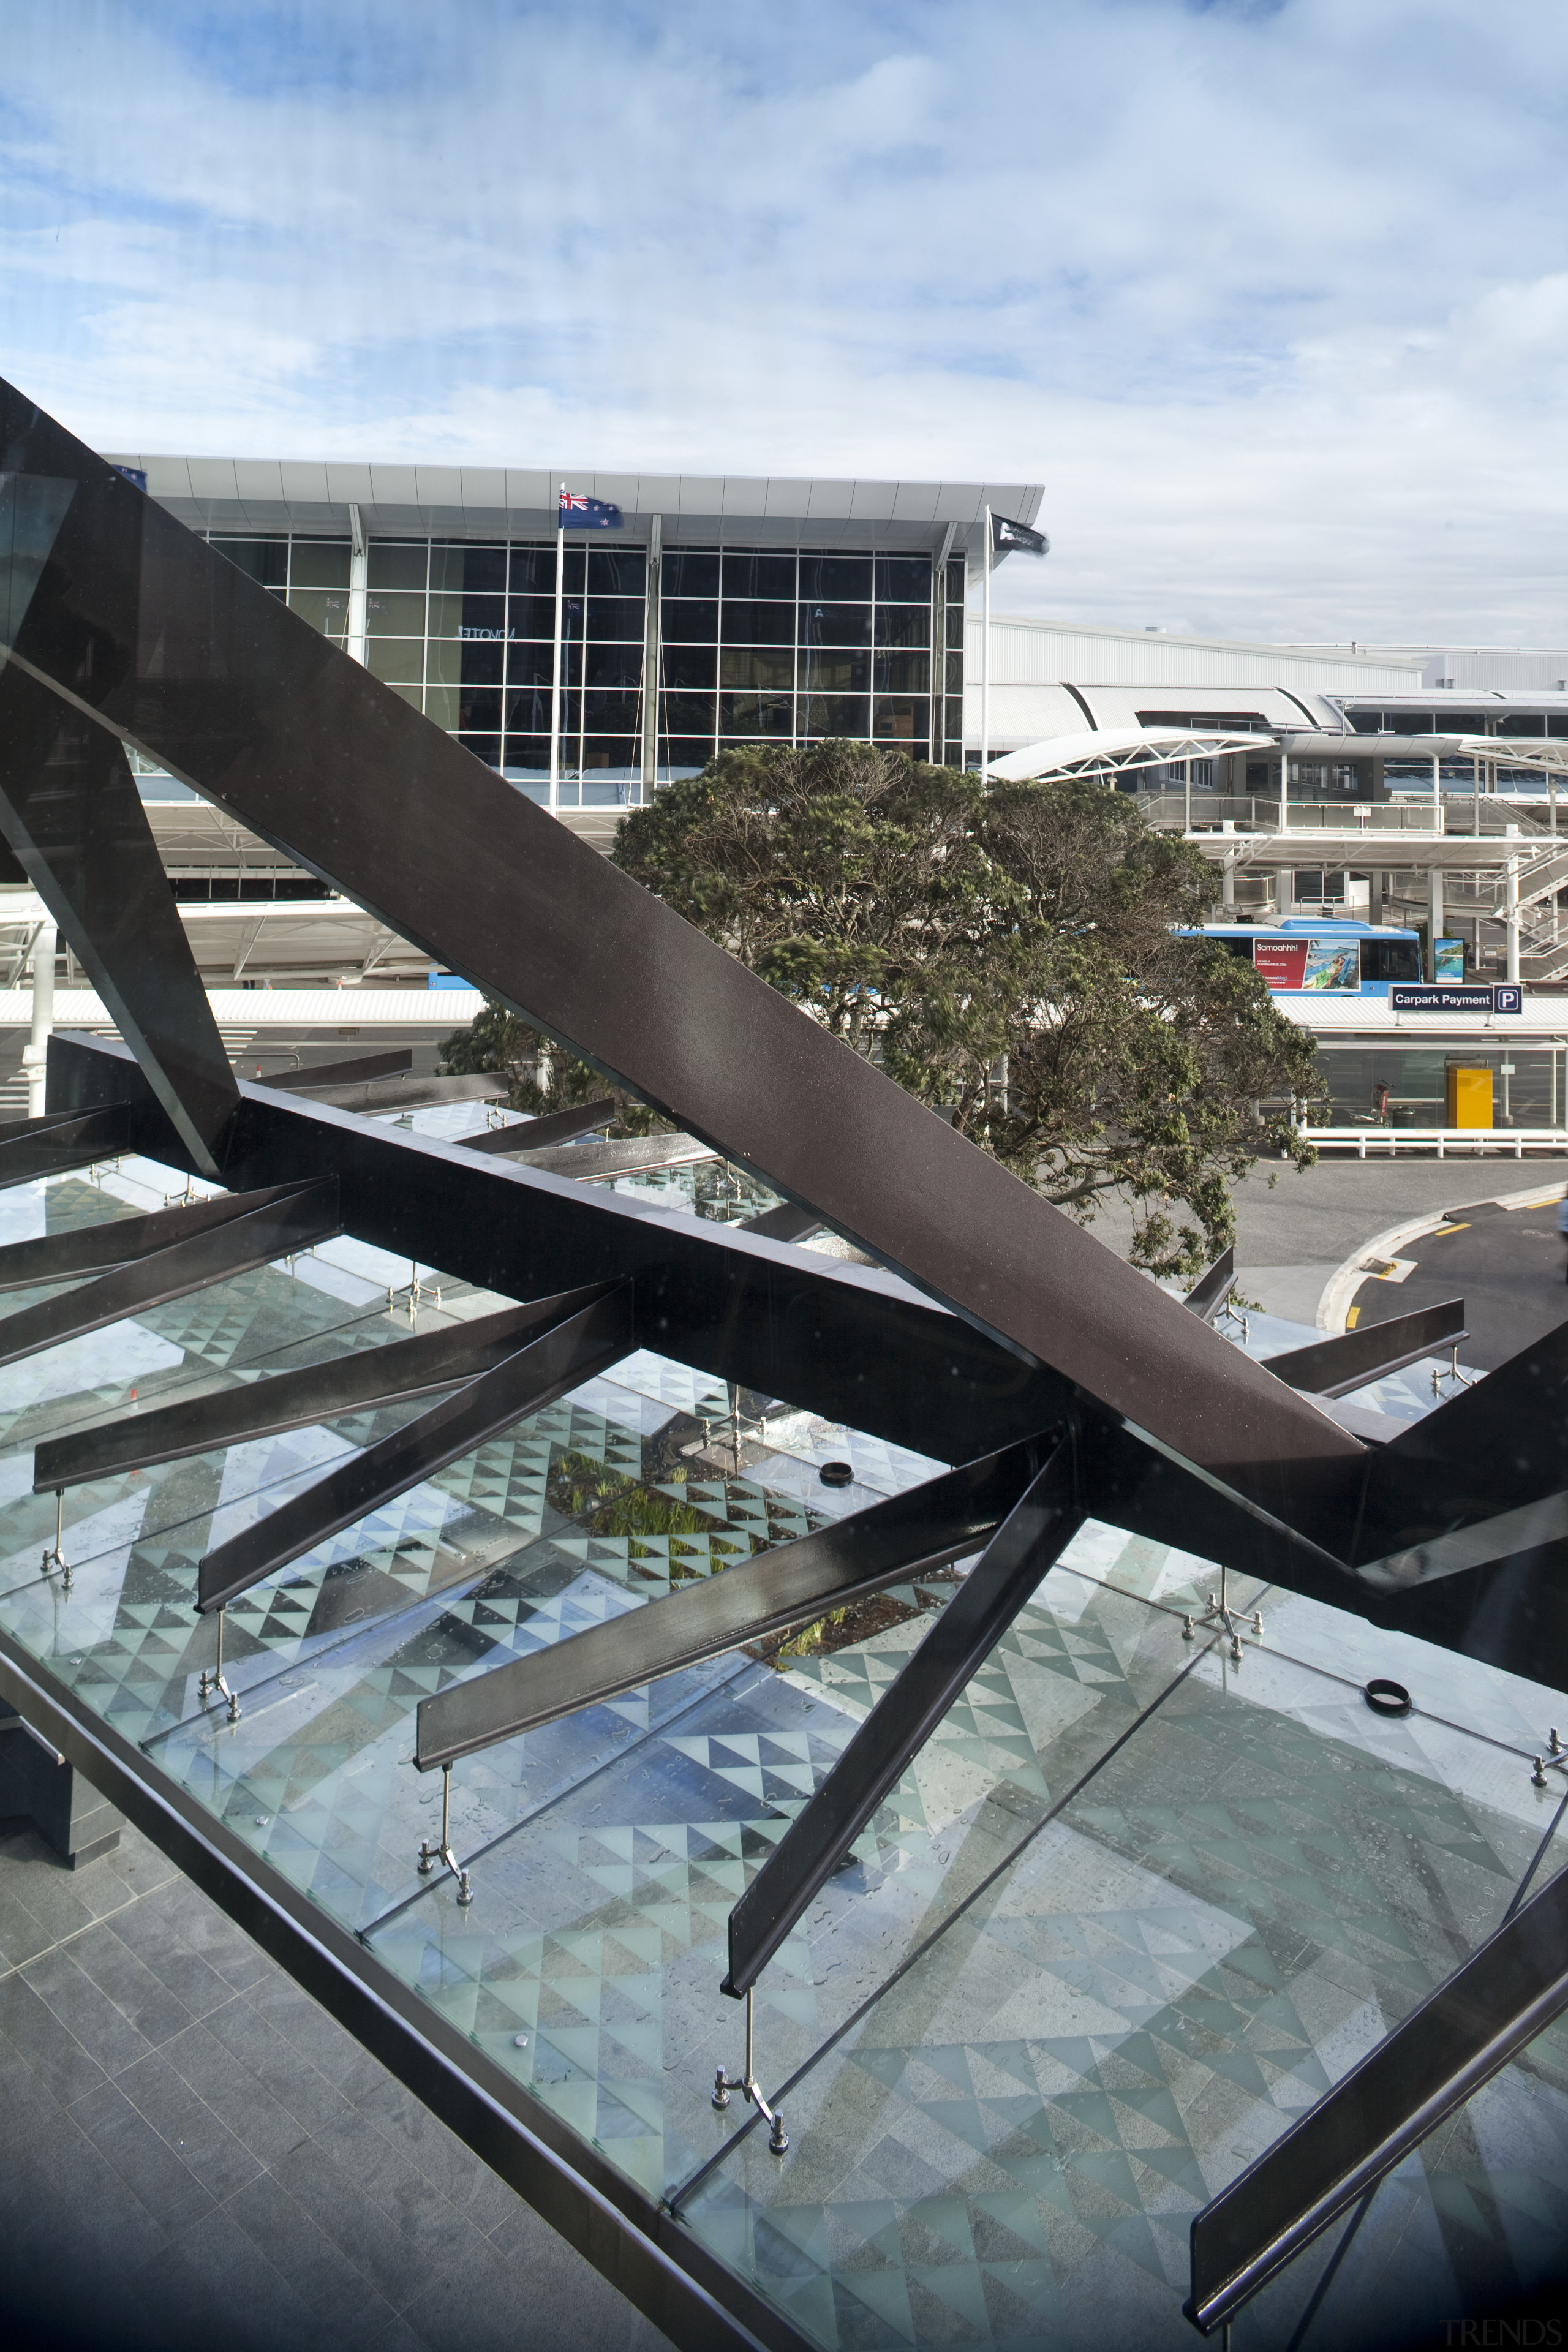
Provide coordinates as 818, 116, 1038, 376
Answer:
985, 726, 1276, 783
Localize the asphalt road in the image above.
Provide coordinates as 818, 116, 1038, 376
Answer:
1084, 1157, 1568, 1332
1349, 1188, 1568, 1370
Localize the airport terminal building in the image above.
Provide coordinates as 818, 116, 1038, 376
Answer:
107, 454, 1047, 803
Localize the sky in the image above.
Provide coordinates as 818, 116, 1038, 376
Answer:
3, 0, 1565, 644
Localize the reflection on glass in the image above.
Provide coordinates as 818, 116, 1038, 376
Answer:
661, 693, 717, 734
290, 540, 352, 588
718, 600, 795, 646
367, 541, 429, 591
722, 553, 795, 599
209, 536, 288, 587
663, 598, 719, 642
873, 651, 929, 692
718, 693, 793, 736
874, 556, 932, 602
799, 555, 872, 599
720, 648, 793, 691
802, 650, 869, 694
873, 603, 929, 649
801, 602, 872, 648
583, 643, 642, 688
367, 590, 426, 637
801, 694, 870, 736
662, 645, 717, 690
587, 549, 647, 595
662, 550, 720, 597
873, 696, 928, 739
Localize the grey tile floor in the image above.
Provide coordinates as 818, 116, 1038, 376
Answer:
0, 1809, 673, 2352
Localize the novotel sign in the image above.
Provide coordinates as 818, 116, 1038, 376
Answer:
1389, 984, 1523, 1014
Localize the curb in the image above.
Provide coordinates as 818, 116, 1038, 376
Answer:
1316, 1175, 1568, 1333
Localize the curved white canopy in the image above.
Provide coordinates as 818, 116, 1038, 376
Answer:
986, 726, 1276, 783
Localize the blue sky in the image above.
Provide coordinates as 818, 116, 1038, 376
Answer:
3, 0, 1565, 642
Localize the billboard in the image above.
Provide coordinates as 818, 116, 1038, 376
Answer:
1253, 937, 1360, 992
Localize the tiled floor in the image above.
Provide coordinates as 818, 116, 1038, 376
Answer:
4, 1143, 1568, 2349
0, 1814, 672, 2352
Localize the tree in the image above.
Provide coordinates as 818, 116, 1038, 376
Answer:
445, 742, 1321, 1274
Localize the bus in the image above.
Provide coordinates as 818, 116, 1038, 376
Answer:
1200, 919, 1424, 998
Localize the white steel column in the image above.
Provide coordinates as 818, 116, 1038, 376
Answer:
639, 515, 662, 802
1506, 855, 1521, 982
23, 923, 55, 1118
549, 496, 565, 815
1428, 865, 1445, 979
979, 508, 991, 776
345, 504, 368, 665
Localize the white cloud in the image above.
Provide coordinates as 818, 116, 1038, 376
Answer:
1, 0, 1565, 641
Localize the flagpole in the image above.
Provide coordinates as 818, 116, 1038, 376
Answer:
980, 505, 992, 777
549, 489, 565, 814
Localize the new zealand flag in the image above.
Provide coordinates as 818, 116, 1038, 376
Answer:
559, 490, 623, 530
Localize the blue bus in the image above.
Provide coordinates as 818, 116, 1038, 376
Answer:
1200, 919, 1425, 998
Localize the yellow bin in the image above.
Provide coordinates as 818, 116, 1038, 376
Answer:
1446, 1065, 1493, 1128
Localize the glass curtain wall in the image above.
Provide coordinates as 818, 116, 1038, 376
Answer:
207, 534, 351, 643
206, 533, 960, 800
658, 548, 937, 774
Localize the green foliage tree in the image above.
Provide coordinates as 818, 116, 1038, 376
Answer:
445, 741, 1321, 1273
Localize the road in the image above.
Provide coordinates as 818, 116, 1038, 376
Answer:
1083, 1155, 1568, 1333
1349, 1186, 1568, 1370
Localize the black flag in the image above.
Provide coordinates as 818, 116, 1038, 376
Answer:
991, 511, 1048, 556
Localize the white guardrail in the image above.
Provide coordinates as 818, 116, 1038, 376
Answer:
1300, 1125, 1568, 1159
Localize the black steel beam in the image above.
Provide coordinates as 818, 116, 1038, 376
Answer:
513, 1131, 713, 1178
196, 1280, 636, 1612
0, 1177, 339, 1371
723, 1430, 1082, 1997
265, 1049, 413, 1092
0, 1103, 130, 1189
0, 660, 238, 1170
456, 1098, 619, 1156
51, 1031, 1076, 1477
1353, 1319, 1568, 1583
292, 1071, 508, 1114
1186, 1860, 1568, 2335
33, 1295, 581, 1493
0, 1180, 319, 1295
1183, 1244, 1235, 1324
415, 1438, 1047, 1770
739, 1202, 824, 1244
1264, 1299, 1467, 1398
0, 382, 1365, 1528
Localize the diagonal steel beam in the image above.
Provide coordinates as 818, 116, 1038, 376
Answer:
0, 661, 238, 1170
0, 1177, 339, 1371
264, 1049, 413, 1092
1183, 1243, 1235, 1324
34, 1295, 589, 1494
739, 1202, 824, 1243
0, 1104, 130, 1189
0, 380, 1365, 1530
722, 1428, 1082, 1998
1263, 1298, 1467, 1399
289, 1071, 508, 1114
414, 1437, 1048, 1771
456, 1099, 619, 1156
1185, 1860, 1568, 2335
0, 1180, 323, 1295
1352, 1317, 1568, 1578
196, 1280, 637, 1613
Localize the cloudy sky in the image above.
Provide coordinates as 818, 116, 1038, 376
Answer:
4, 1, 1564, 643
